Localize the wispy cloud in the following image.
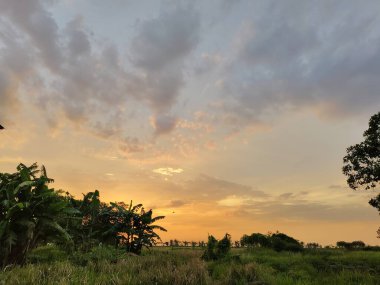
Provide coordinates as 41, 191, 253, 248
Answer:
153, 167, 184, 176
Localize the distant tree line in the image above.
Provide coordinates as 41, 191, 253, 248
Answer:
336, 240, 365, 249
0, 163, 166, 267
240, 231, 304, 252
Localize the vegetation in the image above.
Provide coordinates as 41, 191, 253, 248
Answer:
343, 111, 380, 237
201, 234, 232, 261
0, 245, 379, 285
0, 163, 166, 268
240, 231, 303, 252
1, 156, 379, 284
343, 111, 380, 191
0, 163, 74, 267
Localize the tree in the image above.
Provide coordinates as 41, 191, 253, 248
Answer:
216, 233, 231, 257
0, 163, 74, 266
269, 232, 303, 252
343, 111, 380, 237
343, 112, 380, 190
201, 234, 231, 260
306, 242, 321, 249
336, 241, 348, 249
202, 235, 218, 260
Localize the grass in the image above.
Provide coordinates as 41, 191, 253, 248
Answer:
0, 245, 379, 284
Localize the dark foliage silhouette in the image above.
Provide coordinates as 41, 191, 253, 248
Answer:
343, 111, 380, 237
0, 163, 166, 267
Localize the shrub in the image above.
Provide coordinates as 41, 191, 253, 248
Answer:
202, 234, 231, 260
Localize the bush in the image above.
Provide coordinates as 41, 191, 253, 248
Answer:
27, 245, 68, 264
202, 234, 231, 261
69, 245, 125, 266
240, 231, 303, 252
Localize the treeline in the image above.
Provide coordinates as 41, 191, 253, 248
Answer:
239, 232, 380, 252
240, 232, 303, 252
0, 163, 166, 267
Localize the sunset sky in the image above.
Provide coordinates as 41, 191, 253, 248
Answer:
1, 0, 380, 245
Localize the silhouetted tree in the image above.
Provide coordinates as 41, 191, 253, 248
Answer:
336, 240, 365, 250
202, 234, 231, 260
343, 112, 380, 236
343, 112, 380, 190
216, 233, 231, 257
306, 242, 321, 249
202, 235, 218, 260
351, 240, 366, 249
240, 231, 303, 252
240, 234, 250, 247
336, 241, 348, 249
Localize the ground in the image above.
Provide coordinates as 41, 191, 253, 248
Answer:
0, 246, 379, 285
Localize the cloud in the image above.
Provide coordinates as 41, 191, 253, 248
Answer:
166, 199, 188, 208
184, 174, 268, 200
215, 188, 379, 222
128, 4, 200, 117
2, 0, 380, 161
0, 0, 201, 148
211, 0, 380, 132
150, 114, 178, 136
153, 167, 184, 176
0, 0, 62, 73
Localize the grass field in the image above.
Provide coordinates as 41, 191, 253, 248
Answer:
0, 245, 379, 285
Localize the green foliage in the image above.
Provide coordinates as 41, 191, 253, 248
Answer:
27, 244, 68, 264
216, 233, 232, 257
0, 249, 210, 285
1, 247, 379, 285
69, 245, 124, 266
68, 196, 167, 254
342, 111, 380, 236
202, 235, 218, 260
336, 240, 366, 250
0, 163, 75, 267
343, 111, 380, 191
306, 243, 321, 249
0, 163, 166, 267
240, 231, 303, 252
269, 232, 303, 252
202, 234, 231, 261
240, 233, 270, 247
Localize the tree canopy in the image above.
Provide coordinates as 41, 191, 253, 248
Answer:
342, 112, 380, 191
0, 163, 166, 267
343, 111, 380, 238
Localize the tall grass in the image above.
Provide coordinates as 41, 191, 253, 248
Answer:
0, 246, 379, 285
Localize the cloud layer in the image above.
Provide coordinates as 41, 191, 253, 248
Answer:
1, 0, 379, 158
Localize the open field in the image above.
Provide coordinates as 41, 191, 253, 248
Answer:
0, 245, 379, 285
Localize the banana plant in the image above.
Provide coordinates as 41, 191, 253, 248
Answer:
0, 163, 75, 267
96, 200, 166, 254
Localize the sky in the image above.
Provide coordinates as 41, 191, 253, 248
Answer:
0, 0, 379, 245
